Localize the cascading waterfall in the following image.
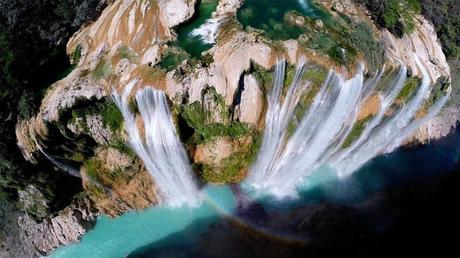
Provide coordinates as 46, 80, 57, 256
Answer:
245, 57, 308, 191
332, 54, 439, 177
190, 17, 221, 44
245, 53, 450, 199
330, 65, 407, 167
113, 80, 201, 207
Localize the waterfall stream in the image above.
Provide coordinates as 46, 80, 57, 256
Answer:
190, 17, 221, 44
245, 54, 450, 199
113, 80, 201, 207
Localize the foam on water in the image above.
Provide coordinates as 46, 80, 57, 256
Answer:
190, 17, 220, 44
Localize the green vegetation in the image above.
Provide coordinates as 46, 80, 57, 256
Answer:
83, 158, 103, 181
295, 13, 358, 68
17, 91, 37, 121
252, 62, 275, 94
200, 134, 261, 184
286, 65, 329, 136
70, 99, 124, 133
101, 102, 124, 131
419, 76, 450, 114
92, 58, 112, 80
419, 0, 460, 59
181, 101, 251, 144
342, 115, 374, 148
353, 0, 422, 36
347, 22, 385, 72
180, 86, 253, 145
117, 45, 138, 62
109, 138, 136, 158
396, 76, 422, 103
0, 0, 107, 214
71, 45, 82, 64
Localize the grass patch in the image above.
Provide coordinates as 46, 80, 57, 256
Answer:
353, 0, 421, 36
117, 45, 137, 62
342, 115, 374, 148
109, 138, 136, 158
182, 101, 250, 144
395, 76, 421, 103
100, 101, 123, 131
70, 45, 82, 64
418, 76, 450, 115
92, 58, 111, 80
84, 158, 103, 180
252, 62, 274, 94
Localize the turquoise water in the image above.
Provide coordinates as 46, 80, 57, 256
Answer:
175, 0, 218, 58
50, 129, 460, 257
49, 186, 236, 258
237, 0, 327, 40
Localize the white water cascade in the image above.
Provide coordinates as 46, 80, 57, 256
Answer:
190, 17, 221, 44
38, 147, 81, 178
245, 54, 450, 199
332, 55, 441, 177
113, 80, 201, 207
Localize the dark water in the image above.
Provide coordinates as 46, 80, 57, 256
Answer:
50, 126, 460, 258
126, 127, 460, 258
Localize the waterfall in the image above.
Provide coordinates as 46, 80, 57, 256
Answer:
190, 17, 221, 44
245, 53, 449, 199
38, 148, 81, 178
113, 80, 201, 207
333, 54, 434, 177
245, 57, 308, 192
330, 65, 407, 166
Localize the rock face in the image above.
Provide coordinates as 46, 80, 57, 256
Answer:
411, 107, 460, 144
9, 0, 457, 255
85, 114, 113, 145
1, 197, 98, 257
17, 198, 98, 256
381, 16, 450, 82
235, 75, 264, 126
81, 148, 158, 217
18, 185, 50, 220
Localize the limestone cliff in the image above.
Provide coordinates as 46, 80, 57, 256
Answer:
10, 0, 456, 255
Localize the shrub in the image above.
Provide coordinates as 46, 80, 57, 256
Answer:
117, 45, 137, 62
17, 91, 36, 121
347, 22, 385, 72
418, 0, 460, 59
101, 102, 123, 132
92, 58, 111, 79
353, 0, 422, 36
180, 86, 252, 145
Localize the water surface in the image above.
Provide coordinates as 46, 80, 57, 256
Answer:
237, 0, 327, 40
175, 0, 219, 57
